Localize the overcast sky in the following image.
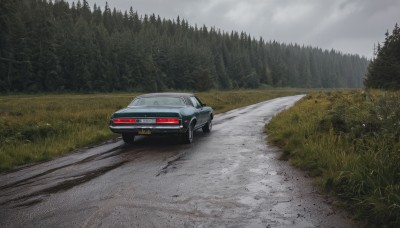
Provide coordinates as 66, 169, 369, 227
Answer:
79, 0, 400, 58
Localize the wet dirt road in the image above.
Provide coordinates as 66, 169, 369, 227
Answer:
0, 95, 356, 227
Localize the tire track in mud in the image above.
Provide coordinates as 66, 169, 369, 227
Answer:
0, 142, 140, 207
0, 145, 124, 191
4, 161, 127, 208
156, 151, 186, 177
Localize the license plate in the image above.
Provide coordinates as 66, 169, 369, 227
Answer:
136, 119, 156, 124
138, 129, 151, 135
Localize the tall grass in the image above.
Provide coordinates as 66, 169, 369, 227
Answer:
0, 89, 305, 171
0, 94, 136, 170
266, 90, 400, 226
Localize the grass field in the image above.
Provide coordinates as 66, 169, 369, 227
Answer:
0, 89, 305, 171
266, 90, 400, 226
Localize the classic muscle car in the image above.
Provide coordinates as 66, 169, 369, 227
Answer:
109, 93, 213, 144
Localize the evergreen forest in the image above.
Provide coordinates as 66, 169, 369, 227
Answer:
0, 0, 370, 93
365, 23, 400, 89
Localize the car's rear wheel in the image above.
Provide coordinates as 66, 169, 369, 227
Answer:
182, 123, 194, 144
202, 117, 212, 133
122, 133, 135, 144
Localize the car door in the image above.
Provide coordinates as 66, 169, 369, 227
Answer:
196, 96, 210, 124
194, 96, 210, 125
190, 96, 205, 126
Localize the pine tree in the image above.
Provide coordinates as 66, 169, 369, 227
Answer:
365, 23, 400, 89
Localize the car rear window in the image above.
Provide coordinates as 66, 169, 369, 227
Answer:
129, 97, 186, 106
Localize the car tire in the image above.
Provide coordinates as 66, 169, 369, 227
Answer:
202, 117, 212, 133
122, 133, 135, 144
182, 123, 194, 144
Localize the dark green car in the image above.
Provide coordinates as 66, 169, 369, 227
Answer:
109, 93, 214, 144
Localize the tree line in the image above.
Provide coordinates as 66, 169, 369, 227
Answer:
0, 0, 369, 93
365, 23, 400, 89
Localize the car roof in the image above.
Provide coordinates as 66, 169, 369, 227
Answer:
138, 92, 194, 98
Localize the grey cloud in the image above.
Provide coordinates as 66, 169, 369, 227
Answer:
78, 0, 400, 58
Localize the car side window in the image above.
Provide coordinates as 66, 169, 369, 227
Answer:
190, 97, 202, 108
195, 96, 204, 106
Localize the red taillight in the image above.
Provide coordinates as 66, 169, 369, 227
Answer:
113, 118, 136, 124
156, 118, 179, 124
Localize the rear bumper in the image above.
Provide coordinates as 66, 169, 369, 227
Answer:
109, 124, 186, 134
